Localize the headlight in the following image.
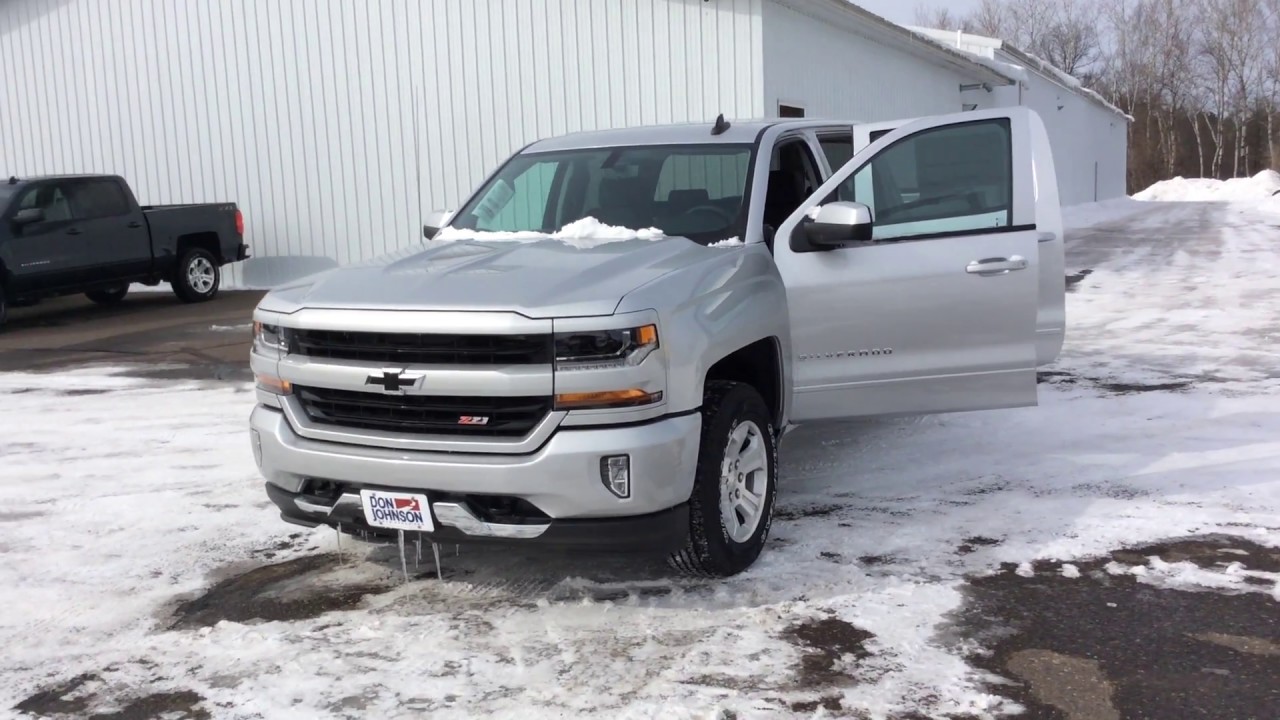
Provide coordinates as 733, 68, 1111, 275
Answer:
253, 321, 291, 354
554, 325, 658, 370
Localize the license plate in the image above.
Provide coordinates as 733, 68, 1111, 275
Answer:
360, 490, 434, 532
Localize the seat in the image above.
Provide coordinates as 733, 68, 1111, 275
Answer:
763, 170, 805, 231
591, 177, 650, 229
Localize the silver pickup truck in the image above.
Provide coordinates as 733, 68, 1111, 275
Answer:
250, 107, 1064, 576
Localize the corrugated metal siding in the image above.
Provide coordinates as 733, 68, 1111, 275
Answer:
0, 0, 764, 287
1008, 69, 1129, 205
761, 0, 974, 122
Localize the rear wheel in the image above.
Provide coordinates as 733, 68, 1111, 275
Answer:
669, 381, 778, 577
85, 285, 129, 305
173, 248, 220, 303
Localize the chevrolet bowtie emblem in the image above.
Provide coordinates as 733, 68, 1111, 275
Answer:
365, 368, 423, 394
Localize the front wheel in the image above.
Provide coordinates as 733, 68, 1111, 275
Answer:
86, 285, 129, 305
173, 248, 220, 303
669, 381, 778, 577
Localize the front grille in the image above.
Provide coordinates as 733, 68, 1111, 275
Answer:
295, 386, 551, 437
292, 329, 552, 365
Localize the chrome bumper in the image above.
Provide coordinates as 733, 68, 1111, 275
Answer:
251, 405, 701, 520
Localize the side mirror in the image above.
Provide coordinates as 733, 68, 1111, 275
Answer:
423, 209, 454, 239
13, 207, 44, 226
790, 201, 873, 252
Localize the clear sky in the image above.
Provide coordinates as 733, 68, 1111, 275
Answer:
852, 0, 984, 25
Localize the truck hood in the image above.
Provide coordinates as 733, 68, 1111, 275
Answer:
262, 237, 712, 318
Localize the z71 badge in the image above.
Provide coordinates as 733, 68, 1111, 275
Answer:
458, 416, 490, 425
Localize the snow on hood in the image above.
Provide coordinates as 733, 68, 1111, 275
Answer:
433, 217, 666, 249
1135, 170, 1280, 204
708, 237, 743, 248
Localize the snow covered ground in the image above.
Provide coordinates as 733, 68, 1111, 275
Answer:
2, 197, 1279, 718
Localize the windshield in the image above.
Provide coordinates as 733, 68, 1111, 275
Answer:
449, 144, 754, 245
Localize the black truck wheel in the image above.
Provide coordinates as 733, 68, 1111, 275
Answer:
669, 381, 778, 577
86, 285, 129, 305
173, 248, 220, 303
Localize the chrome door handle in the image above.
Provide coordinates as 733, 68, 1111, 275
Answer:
966, 256, 1028, 275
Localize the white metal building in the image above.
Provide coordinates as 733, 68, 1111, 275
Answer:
913, 27, 1132, 207
2, 0, 1057, 286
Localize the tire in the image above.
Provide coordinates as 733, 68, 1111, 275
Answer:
85, 285, 129, 305
669, 381, 778, 577
173, 248, 220, 303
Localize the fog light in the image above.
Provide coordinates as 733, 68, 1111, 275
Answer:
601, 455, 630, 498
250, 429, 263, 467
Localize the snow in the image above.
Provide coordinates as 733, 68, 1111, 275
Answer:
1135, 170, 1280, 204
708, 237, 744, 248
1108, 556, 1280, 601
434, 217, 666, 249
1061, 564, 1081, 579
1062, 196, 1150, 230
2, 201, 1279, 717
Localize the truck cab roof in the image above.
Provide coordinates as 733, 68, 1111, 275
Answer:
7, 174, 122, 185
524, 118, 853, 153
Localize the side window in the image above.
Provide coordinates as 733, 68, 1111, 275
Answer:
68, 180, 130, 220
763, 138, 822, 232
817, 133, 853, 174
16, 184, 74, 224
474, 161, 560, 232
847, 119, 1011, 241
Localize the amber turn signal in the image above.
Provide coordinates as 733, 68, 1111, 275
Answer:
554, 389, 662, 410
255, 373, 293, 395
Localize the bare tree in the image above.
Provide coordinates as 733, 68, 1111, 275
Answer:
1039, 0, 1105, 77
968, 0, 1011, 37
1264, 0, 1280, 167
912, 4, 970, 30
911, 0, 1280, 184
1196, 0, 1268, 177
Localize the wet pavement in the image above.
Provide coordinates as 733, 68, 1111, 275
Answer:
951, 536, 1280, 720
0, 291, 260, 381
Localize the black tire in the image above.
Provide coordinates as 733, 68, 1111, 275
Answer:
669, 381, 778, 577
85, 285, 129, 305
173, 248, 220, 303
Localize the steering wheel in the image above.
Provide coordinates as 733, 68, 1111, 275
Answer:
679, 204, 735, 224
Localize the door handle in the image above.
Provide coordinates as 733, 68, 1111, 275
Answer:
66, 227, 83, 236
127, 221, 143, 229
966, 255, 1028, 275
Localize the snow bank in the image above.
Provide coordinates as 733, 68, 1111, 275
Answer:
1062, 197, 1150, 230
1135, 170, 1280, 203
434, 217, 665, 249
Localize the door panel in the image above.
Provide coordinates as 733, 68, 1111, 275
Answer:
775, 108, 1045, 422
3, 183, 84, 293
65, 179, 149, 282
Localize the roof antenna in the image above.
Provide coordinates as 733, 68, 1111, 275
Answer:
7, 176, 17, 185
711, 113, 731, 136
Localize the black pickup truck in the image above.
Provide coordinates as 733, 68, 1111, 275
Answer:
0, 174, 248, 326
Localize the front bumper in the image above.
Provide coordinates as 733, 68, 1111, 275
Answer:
251, 405, 700, 549
265, 482, 689, 553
